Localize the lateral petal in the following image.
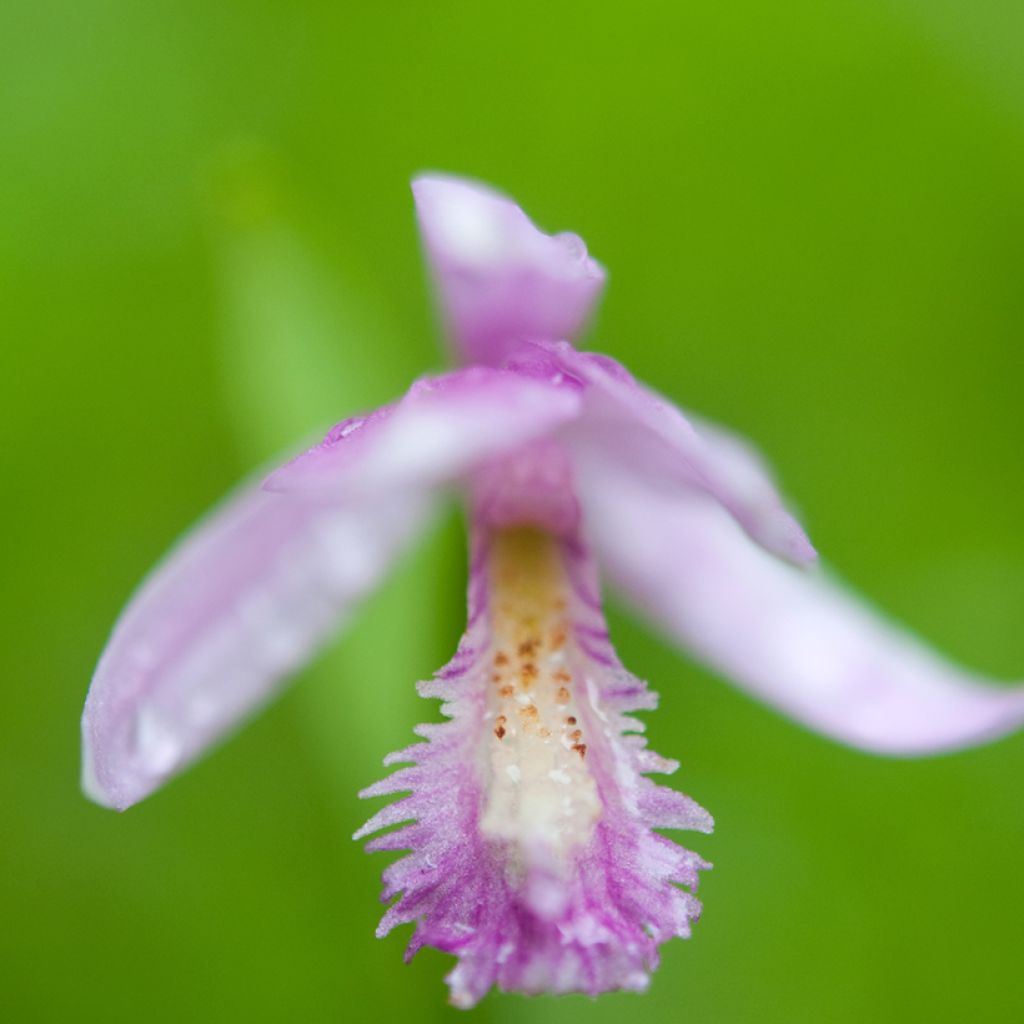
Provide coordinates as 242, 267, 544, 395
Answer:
82, 483, 431, 811
576, 450, 1024, 755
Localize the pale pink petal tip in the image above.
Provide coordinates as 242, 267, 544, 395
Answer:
412, 174, 606, 365
81, 721, 116, 809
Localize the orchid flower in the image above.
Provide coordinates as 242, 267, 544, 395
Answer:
82, 175, 1024, 1008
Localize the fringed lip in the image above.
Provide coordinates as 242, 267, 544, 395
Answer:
357, 524, 712, 1007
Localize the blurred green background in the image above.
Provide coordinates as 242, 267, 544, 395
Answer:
3, 1, 1023, 1021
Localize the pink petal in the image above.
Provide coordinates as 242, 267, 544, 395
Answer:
413, 175, 606, 366
264, 366, 582, 499
82, 483, 431, 811
575, 451, 1024, 755
358, 527, 709, 1006
556, 344, 817, 565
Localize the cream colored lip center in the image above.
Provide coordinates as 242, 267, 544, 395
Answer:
479, 529, 601, 866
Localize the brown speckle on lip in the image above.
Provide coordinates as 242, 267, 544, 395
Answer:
479, 529, 603, 865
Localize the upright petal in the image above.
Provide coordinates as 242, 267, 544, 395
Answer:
413, 175, 606, 365
553, 343, 816, 565
358, 527, 710, 1007
575, 448, 1024, 755
82, 483, 431, 811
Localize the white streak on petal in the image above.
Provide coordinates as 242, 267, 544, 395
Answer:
266, 367, 582, 501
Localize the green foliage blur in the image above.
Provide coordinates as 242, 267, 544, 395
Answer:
3, 2, 1023, 1021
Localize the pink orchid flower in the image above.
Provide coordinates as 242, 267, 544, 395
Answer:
82, 175, 1024, 1007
